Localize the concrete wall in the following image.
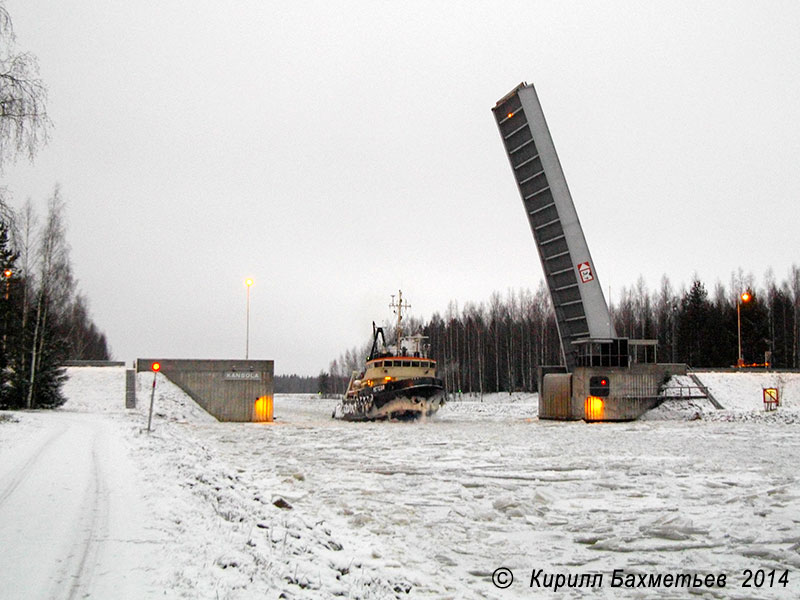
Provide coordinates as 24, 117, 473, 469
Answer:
540, 373, 575, 420
62, 360, 126, 367
136, 359, 274, 422
540, 363, 688, 421
125, 369, 136, 409
573, 363, 687, 421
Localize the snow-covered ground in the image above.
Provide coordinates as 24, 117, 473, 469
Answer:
648, 371, 800, 423
0, 367, 170, 599
2, 367, 800, 599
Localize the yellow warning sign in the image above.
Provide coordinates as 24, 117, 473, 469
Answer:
763, 387, 779, 411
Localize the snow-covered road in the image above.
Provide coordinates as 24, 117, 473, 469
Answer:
0, 373, 167, 599
2, 367, 800, 599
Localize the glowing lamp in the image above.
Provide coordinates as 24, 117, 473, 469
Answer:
151, 362, 161, 372
3, 269, 11, 278
585, 396, 605, 421
741, 292, 751, 303
245, 278, 254, 287
507, 112, 514, 119
254, 395, 273, 422
587, 396, 604, 411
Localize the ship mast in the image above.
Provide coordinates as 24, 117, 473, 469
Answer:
389, 290, 411, 352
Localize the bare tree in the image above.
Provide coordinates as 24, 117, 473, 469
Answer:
791, 264, 800, 368
27, 185, 72, 407
14, 198, 35, 373
0, 3, 50, 170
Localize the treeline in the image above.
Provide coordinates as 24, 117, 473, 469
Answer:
0, 189, 110, 409
323, 283, 561, 396
0, 2, 102, 408
274, 374, 318, 393
324, 268, 800, 394
614, 271, 799, 370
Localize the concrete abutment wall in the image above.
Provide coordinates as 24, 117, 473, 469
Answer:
135, 358, 274, 422
541, 363, 688, 421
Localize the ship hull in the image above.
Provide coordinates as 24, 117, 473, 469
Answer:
334, 377, 445, 422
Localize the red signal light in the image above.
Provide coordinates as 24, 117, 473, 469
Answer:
151, 362, 161, 372
507, 112, 514, 119
589, 375, 610, 397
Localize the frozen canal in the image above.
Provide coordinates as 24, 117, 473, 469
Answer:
3, 368, 799, 599
137, 372, 800, 599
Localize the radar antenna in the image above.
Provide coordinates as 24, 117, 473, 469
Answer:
389, 290, 411, 347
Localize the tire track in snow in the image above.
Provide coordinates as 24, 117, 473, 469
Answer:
0, 425, 68, 509
61, 428, 110, 600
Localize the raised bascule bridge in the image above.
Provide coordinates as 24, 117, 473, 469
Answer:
492, 82, 686, 421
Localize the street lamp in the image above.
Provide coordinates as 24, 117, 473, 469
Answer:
671, 302, 678, 363
147, 361, 161, 433
3, 268, 11, 300
2, 269, 11, 355
245, 278, 254, 360
737, 291, 751, 367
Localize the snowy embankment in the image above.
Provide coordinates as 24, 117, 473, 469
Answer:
647, 371, 800, 423
3, 368, 800, 599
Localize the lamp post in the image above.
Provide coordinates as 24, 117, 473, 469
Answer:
671, 302, 678, 363
245, 278, 253, 360
2, 269, 11, 356
147, 362, 161, 433
737, 291, 751, 367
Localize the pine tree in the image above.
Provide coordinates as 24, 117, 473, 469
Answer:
676, 279, 713, 367
317, 371, 331, 397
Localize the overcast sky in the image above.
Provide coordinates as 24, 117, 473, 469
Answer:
4, 1, 799, 375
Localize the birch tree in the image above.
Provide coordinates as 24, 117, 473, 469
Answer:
791, 265, 800, 368
26, 186, 71, 407
0, 2, 50, 170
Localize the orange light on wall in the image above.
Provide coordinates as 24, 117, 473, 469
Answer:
254, 395, 273, 422
507, 111, 514, 119
585, 396, 605, 421
151, 362, 161, 372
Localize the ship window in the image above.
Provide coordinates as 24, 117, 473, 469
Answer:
373, 361, 382, 368
385, 360, 394, 367
402, 361, 411, 367
411, 361, 420, 367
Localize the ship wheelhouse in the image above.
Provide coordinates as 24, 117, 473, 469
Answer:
362, 357, 437, 386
